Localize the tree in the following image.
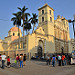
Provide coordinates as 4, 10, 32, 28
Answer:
30, 13, 38, 32
17, 6, 30, 36
11, 12, 21, 49
24, 20, 31, 35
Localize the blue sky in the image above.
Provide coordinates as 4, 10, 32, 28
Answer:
0, 0, 75, 39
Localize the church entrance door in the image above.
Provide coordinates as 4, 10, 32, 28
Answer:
38, 46, 42, 58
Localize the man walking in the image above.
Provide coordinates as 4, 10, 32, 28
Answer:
1, 53, 7, 69
58, 54, 61, 66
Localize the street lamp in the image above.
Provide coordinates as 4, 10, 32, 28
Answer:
61, 47, 64, 54
68, 15, 75, 39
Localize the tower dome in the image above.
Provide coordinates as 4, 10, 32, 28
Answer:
9, 25, 21, 32
8, 25, 22, 39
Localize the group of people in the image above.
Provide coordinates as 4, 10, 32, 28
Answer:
15, 54, 26, 68
46, 54, 71, 67
0, 52, 72, 68
0, 53, 27, 69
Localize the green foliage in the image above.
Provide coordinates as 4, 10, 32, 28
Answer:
30, 13, 38, 31
68, 19, 72, 23
11, 12, 21, 26
11, 6, 38, 35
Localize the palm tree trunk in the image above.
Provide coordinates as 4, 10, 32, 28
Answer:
26, 30, 27, 35
18, 25, 20, 49
33, 24, 35, 33
23, 19, 24, 37
23, 19, 25, 49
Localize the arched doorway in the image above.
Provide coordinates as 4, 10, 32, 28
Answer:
38, 46, 43, 58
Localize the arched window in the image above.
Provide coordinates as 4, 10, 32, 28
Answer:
13, 33, 15, 36
42, 10, 44, 14
50, 17, 52, 22
42, 17, 44, 22
50, 10, 51, 15
18, 33, 20, 36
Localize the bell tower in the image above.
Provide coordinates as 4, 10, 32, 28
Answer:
38, 4, 54, 36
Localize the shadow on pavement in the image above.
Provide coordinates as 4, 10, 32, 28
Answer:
10, 63, 19, 69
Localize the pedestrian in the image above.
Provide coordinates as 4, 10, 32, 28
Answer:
1, 53, 7, 69
56, 55, 58, 63
20, 54, 23, 68
61, 55, 65, 66
68, 54, 71, 65
64, 55, 67, 65
46, 55, 50, 65
23, 54, 26, 66
0, 54, 2, 67
58, 54, 61, 66
7, 56, 10, 68
16, 54, 19, 67
52, 55, 56, 67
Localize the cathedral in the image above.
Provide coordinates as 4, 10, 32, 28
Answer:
0, 4, 73, 58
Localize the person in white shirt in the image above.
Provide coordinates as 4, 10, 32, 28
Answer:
1, 53, 6, 69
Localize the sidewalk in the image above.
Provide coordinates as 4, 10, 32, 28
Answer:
0, 60, 75, 75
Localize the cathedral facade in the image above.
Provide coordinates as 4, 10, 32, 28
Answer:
0, 4, 72, 58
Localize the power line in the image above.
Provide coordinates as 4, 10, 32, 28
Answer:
0, 19, 10, 21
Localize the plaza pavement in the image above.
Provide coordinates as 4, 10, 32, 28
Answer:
0, 59, 75, 75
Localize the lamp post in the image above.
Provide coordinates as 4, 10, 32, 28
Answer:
68, 15, 75, 39
61, 47, 64, 54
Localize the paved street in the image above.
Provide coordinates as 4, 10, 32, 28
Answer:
0, 60, 75, 75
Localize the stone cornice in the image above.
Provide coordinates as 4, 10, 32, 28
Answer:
54, 37, 69, 43
54, 24, 69, 33
38, 4, 54, 11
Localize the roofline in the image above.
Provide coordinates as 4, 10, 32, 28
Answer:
38, 4, 54, 11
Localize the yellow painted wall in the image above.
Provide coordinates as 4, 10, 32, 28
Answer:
8, 31, 22, 37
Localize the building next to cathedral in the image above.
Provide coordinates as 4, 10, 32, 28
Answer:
0, 4, 73, 58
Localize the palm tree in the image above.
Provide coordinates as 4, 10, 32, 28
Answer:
17, 6, 31, 50
30, 13, 38, 32
17, 6, 30, 36
11, 12, 21, 49
24, 20, 31, 35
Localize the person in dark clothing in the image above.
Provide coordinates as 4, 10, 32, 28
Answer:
23, 54, 26, 66
68, 55, 71, 65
